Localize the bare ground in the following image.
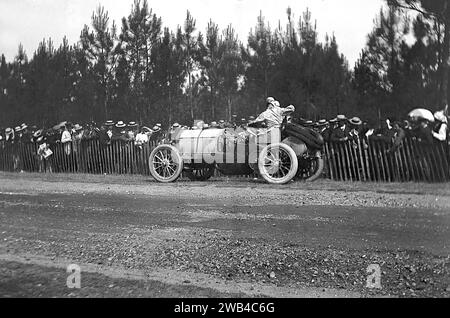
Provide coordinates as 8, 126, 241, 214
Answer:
0, 172, 449, 298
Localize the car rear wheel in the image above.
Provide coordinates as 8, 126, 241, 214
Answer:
258, 143, 298, 184
297, 150, 324, 182
149, 145, 183, 183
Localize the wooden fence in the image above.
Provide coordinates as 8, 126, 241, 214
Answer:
0, 140, 158, 175
323, 137, 450, 182
0, 137, 449, 182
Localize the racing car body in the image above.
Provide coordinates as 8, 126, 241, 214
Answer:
149, 121, 324, 184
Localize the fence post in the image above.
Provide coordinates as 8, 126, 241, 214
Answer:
324, 142, 334, 180
329, 142, 339, 181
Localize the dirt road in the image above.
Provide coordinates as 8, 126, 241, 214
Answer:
0, 172, 449, 298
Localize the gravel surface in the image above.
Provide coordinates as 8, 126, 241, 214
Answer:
0, 259, 247, 298
1, 172, 450, 210
0, 172, 449, 298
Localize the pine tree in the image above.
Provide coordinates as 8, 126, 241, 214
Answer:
242, 11, 276, 114
198, 20, 222, 120
0, 54, 9, 126
388, 0, 450, 106
151, 27, 186, 125
180, 11, 201, 122
9, 44, 29, 124
219, 25, 244, 120
80, 5, 120, 121
120, 0, 162, 121
354, 5, 410, 120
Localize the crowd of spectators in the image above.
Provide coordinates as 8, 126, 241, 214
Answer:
296, 109, 448, 151
0, 120, 168, 172
0, 105, 448, 173
0, 120, 165, 149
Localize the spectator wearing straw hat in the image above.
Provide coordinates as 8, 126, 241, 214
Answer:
231, 114, 238, 127
315, 119, 330, 141
14, 126, 22, 141
112, 121, 129, 142
151, 125, 161, 139
20, 123, 32, 143
32, 129, 43, 143
127, 121, 139, 141
36, 131, 53, 173
329, 117, 339, 130
5, 128, 14, 143
348, 117, 362, 141
348, 116, 369, 150
114, 120, 126, 129
72, 124, 84, 159
61, 125, 72, 155
167, 123, 181, 141
99, 122, 112, 146
330, 115, 349, 142
80, 123, 92, 141
135, 126, 150, 148
150, 124, 162, 141
104, 120, 114, 141
303, 120, 314, 128
72, 124, 84, 141
12, 126, 23, 171
3, 127, 15, 169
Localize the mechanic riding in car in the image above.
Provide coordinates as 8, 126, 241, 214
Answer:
249, 97, 295, 129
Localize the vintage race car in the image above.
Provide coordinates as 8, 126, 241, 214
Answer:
149, 121, 324, 185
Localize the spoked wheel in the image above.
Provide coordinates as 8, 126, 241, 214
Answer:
296, 150, 324, 182
149, 145, 183, 183
185, 164, 215, 181
258, 143, 298, 184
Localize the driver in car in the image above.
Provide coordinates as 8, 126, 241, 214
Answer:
250, 97, 295, 129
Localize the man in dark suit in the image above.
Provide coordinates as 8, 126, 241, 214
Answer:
330, 115, 350, 142
371, 119, 396, 143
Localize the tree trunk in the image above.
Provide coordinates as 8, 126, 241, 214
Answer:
103, 72, 108, 121
228, 95, 232, 121
104, 87, 108, 121
189, 75, 194, 122
262, 68, 268, 114
211, 85, 215, 120
441, 12, 450, 107
168, 89, 172, 126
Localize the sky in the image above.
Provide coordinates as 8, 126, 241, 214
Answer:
0, 0, 385, 66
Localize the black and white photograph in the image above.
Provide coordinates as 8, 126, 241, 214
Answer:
0, 0, 449, 304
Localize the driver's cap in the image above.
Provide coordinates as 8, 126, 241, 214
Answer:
266, 97, 275, 104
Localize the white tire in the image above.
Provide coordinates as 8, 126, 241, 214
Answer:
149, 145, 183, 183
258, 143, 298, 184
